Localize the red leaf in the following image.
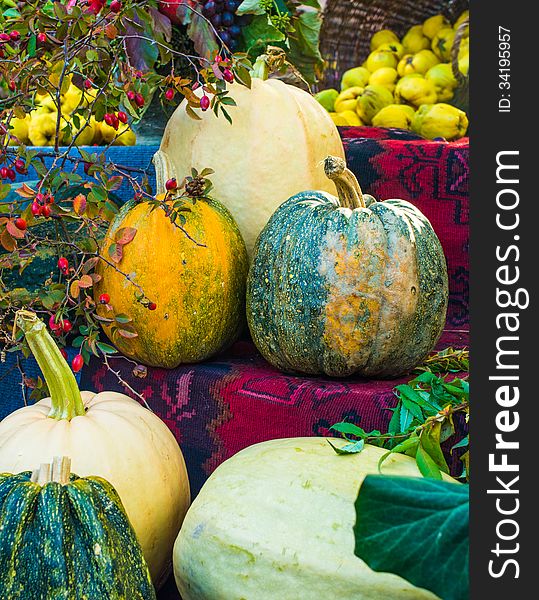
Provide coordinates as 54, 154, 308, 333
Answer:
78, 274, 94, 288
6, 220, 26, 239
0, 229, 16, 252
82, 256, 100, 274
108, 242, 123, 263
115, 227, 137, 245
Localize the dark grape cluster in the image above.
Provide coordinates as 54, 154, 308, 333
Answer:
203, 0, 246, 51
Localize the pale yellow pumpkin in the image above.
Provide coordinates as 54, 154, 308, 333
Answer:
154, 77, 345, 256
174, 437, 452, 599
0, 313, 190, 588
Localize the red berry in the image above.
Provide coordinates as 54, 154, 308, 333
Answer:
49, 314, 61, 331
134, 93, 145, 108
31, 202, 41, 216
117, 111, 128, 124
6, 168, 15, 181
14, 158, 26, 174
41, 204, 51, 218
223, 68, 234, 83
35, 192, 45, 205
84, 78, 93, 89
165, 178, 177, 191
10, 31, 21, 41
127, 90, 136, 101
110, 0, 122, 12
99, 293, 110, 304
8, 80, 16, 92
72, 354, 84, 372
0, 33, 10, 42
200, 95, 210, 111
14, 217, 27, 231
37, 32, 47, 44
148, 302, 157, 311
104, 113, 114, 126
0, 167, 8, 179
45, 194, 54, 205
62, 319, 73, 333
165, 88, 175, 101
58, 257, 69, 273
60, 348, 68, 360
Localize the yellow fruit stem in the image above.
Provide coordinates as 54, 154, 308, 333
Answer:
16, 311, 85, 420
323, 156, 366, 210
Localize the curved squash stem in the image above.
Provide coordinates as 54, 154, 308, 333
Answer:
15, 311, 85, 421
324, 156, 366, 210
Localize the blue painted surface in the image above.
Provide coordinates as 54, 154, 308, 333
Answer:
0, 347, 82, 420
1, 146, 159, 418
17, 145, 160, 205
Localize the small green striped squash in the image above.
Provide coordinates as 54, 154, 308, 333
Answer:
0, 467, 156, 600
247, 157, 448, 378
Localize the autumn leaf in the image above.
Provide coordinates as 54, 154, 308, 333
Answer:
0, 229, 16, 252
78, 274, 94, 288
70, 280, 80, 299
6, 220, 26, 239
115, 227, 137, 245
108, 242, 123, 263
73, 193, 87, 215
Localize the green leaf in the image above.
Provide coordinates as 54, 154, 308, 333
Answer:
399, 404, 413, 432
327, 438, 365, 455
243, 15, 285, 54
287, 11, 324, 85
415, 445, 443, 479
420, 422, 450, 474
236, 0, 265, 15
96, 342, 117, 355
329, 422, 367, 438
354, 475, 469, 600
378, 436, 420, 471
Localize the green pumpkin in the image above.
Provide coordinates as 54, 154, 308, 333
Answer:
246, 156, 448, 378
0, 457, 156, 600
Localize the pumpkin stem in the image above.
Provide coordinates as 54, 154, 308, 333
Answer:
15, 311, 85, 421
323, 156, 366, 210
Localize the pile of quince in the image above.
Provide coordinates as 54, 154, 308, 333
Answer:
7, 81, 136, 147
316, 10, 469, 140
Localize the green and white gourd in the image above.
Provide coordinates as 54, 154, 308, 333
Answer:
246, 156, 448, 378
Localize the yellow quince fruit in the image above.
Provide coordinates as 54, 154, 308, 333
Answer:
366, 49, 398, 73
334, 87, 364, 113
372, 104, 416, 129
454, 10, 469, 29
432, 27, 456, 61
425, 63, 458, 102
329, 112, 350, 126
377, 42, 405, 59
402, 25, 431, 54
99, 121, 137, 146
339, 110, 363, 126
6, 114, 31, 146
370, 29, 399, 52
368, 67, 398, 93
397, 50, 440, 77
395, 74, 437, 108
340, 66, 371, 90
423, 14, 450, 39
356, 84, 394, 125
412, 103, 469, 140
315, 89, 339, 112
28, 111, 72, 146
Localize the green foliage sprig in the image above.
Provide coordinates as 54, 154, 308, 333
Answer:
329, 353, 469, 481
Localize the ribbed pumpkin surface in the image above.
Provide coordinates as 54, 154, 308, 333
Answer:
247, 186, 448, 377
0, 471, 155, 599
95, 198, 248, 368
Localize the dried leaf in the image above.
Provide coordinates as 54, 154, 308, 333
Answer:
115, 227, 137, 245
70, 280, 80, 299
0, 229, 16, 252
73, 193, 87, 215
108, 242, 123, 263
78, 274, 94, 289
6, 220, 26, 239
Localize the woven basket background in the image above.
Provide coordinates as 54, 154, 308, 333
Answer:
319, 0, 468, 90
